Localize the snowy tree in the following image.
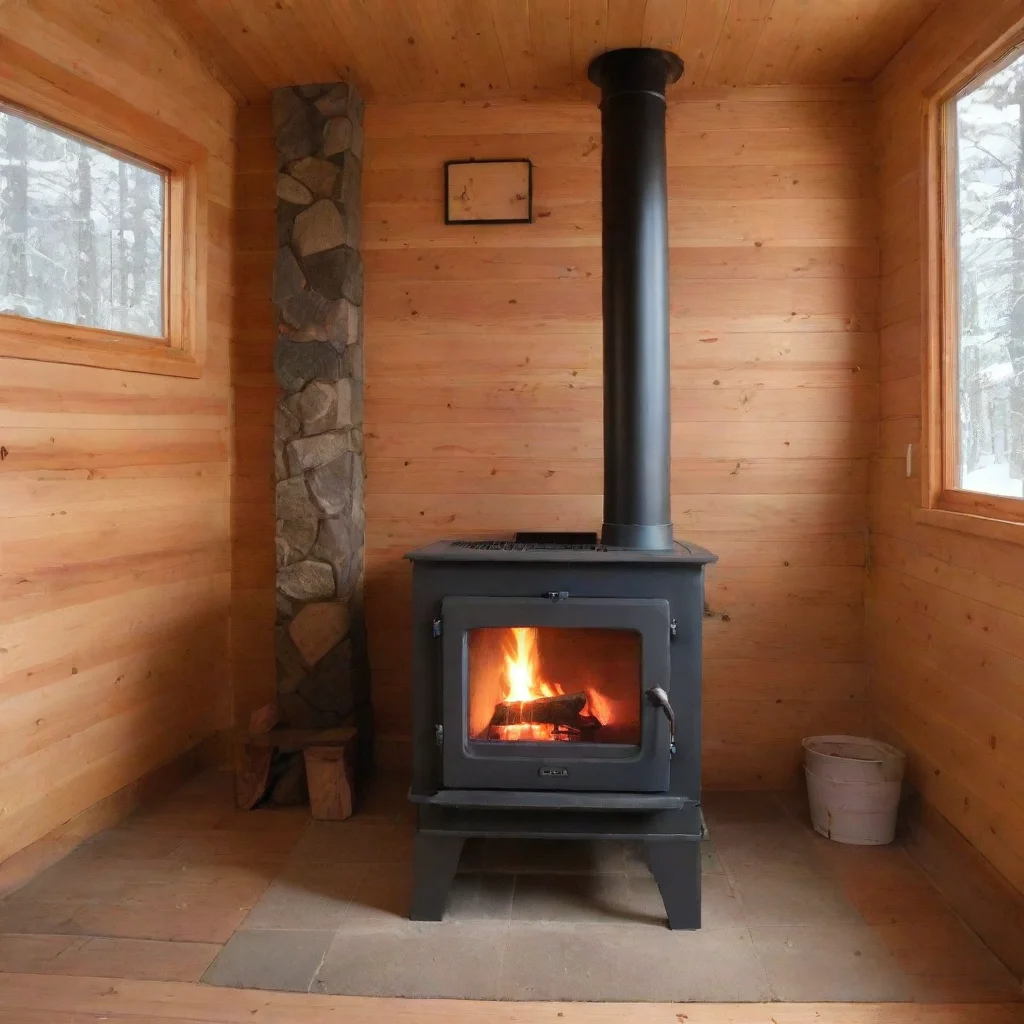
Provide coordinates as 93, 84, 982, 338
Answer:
0, 109, 164, 337
954, 50, 1024, 496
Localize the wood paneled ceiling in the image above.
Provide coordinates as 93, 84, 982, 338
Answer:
161, 0, 944, 104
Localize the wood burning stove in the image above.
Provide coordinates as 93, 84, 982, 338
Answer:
404, 48, 718, 929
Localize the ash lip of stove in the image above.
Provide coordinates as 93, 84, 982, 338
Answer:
404, 46, 718, 930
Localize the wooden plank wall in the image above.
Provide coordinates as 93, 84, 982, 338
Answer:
0, 0, 236, 862
231, 102, 277, 723
870, 0, 1024, 895
362, 89, 879, 787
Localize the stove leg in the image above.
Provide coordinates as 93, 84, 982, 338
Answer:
646, 839, 701, 930
410, 833, 465, 921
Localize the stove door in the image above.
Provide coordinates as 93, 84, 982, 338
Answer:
440, 596, 673, 792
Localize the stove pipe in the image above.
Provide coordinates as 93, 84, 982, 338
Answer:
588, 48, 682, 551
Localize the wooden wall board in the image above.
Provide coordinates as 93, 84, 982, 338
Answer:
868, 0, 1024, 932
156, 0, 944, 102
230, 102, 277, 724
0, 0, 236, 864
362, 88, 878, 786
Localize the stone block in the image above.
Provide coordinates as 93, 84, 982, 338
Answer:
276, 516, 318, 567
288, 156, 339, 198
293, 199, 345, 258
282, 299, 359, 345
297, 83, 328, 99
308, 451, 355, 517
272, 246, 306, 306
289, 601, 351, 666
274, 338, 341, 392
286, 429, 356, 475
276, 174, 313, 205
274, 435, 288, 481
333, 153, 361, 207
322, 116, 353, 157
343, 342, 364, 381
335, 379, 354, 428
275, 399, 301, 443
297, 379, 352, 435
277, 203, 301, 247
277, 559, 335, 601
303, 246, 362, 304
315, 82, 363, 122
275, 476, 317, 522
272, 87, 305, 133
311, 516, 354, 568
272, 88, 315, 167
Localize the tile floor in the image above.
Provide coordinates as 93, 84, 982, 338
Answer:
0, 770, 1020, 1002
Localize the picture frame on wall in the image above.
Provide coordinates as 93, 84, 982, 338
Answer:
444, 158, 533, 225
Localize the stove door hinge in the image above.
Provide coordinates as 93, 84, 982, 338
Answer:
669, 617, 678, 639
431, 617, 442, 637
435, 724, 444, 747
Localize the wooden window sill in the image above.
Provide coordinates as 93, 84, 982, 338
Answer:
913, 505, 1024, 544
0, 315, 202, 378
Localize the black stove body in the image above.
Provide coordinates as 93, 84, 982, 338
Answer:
407, 536, 715, 928
404, 48, 718, 929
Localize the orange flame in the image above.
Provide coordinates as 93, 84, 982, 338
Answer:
496, 627, 562, 741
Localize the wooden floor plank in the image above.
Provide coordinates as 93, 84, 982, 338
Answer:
0, 973, 1021, 1024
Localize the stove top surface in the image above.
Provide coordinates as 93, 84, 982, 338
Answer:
406, 535, 717, 565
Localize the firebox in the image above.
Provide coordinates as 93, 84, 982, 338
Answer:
444, 596, 672, 792
405, 47, 718, 930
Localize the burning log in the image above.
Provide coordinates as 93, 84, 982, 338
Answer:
488, 691, 602, 734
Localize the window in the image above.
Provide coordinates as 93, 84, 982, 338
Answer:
1, 105, 166, 338
927, 39, 1024, 529
0, 65, 205, 378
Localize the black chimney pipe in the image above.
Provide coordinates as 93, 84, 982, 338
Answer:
588, 48, 682, 551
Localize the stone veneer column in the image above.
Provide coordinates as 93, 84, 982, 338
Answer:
270, 83, 368, 732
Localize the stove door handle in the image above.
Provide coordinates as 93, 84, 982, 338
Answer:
645, 686, 676, 752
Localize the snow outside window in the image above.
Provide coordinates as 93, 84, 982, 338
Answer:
951, 51, 1024, 499
0, 105, 165, 339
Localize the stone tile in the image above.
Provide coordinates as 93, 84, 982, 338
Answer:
469, 838, 626, 874
728, 861, 864, 927
908, 973, 1024, 1002
355, 774, 413, 823
0, 933, 74, 972
701, 791, 787, 828
712, 820, 823, 872
202, 928, 335, 992
313, 924, 508, 998
750, 923, 914, 1001
0, 901, 82, 935
511, 872, 673, 927
699, 872, 746, 930
48, 935, 220, 982
702, 840, 725, 875
874, 919, 1018, 980
337, 863, 412, 931
240, 862, 366, 930
77, 828, 187, 860
70, 901, 249, 944
289, 821, 413, 865
499, 924, 770, 1001
447, 872, 515, 923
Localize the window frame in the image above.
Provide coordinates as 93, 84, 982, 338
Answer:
0, 50, 206, 378
923, 29, 1024, 535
